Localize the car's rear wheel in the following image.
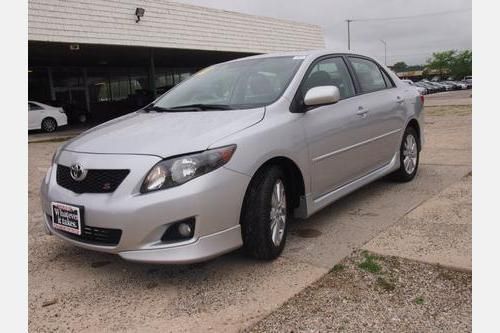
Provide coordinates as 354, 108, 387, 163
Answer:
41, 117, 57, 133
391, 126, 420, 182
240, 166, 288, 260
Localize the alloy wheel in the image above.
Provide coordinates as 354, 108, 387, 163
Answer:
270, 179, 287, 246
403, 134, 418, 174
43, 119, 56, 132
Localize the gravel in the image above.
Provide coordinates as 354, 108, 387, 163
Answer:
246, 250, 471, 333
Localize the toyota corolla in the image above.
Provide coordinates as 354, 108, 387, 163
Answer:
40, 50, 424, 264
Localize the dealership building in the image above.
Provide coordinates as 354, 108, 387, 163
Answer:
29, 0, 324, 123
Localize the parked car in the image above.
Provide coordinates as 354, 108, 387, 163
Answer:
28, 101, 68, 132
40, 50, 424, 264
444, 81, 467, 90
414, 81, 432, 93
423, 81, 447, 92
443, 82, 458, 90
461, 80, 472, 89
462, 77, 472, 88
417, 81, 441, 93
402, 79, 427, 95
434, 81, 454, 91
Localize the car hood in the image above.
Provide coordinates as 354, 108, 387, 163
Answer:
63, 108, 265, 157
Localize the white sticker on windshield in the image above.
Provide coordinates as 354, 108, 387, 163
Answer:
293, 55, 306, 60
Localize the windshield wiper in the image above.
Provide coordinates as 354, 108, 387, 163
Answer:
142, 104, 173, 113
143, 103, 234, 112
168, 104, 234, 111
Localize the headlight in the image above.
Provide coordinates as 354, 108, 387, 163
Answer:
141, 145, 236, 193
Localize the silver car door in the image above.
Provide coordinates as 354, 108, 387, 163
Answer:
300, 56, 375, 197
347, 56, 406, 170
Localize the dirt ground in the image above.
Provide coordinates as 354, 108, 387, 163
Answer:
28, 92, 472, 332
424, 89, 472, 107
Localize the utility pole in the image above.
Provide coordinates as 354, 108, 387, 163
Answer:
346, 19, 352, 50
380, 39, 387, 65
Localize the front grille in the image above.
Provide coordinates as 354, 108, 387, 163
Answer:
56, 165, 129, 194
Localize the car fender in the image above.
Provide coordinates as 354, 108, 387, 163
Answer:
208, 104, 312, 194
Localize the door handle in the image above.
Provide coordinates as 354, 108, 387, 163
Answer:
356, 106, 369, 118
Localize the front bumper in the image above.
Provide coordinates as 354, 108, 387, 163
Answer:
40, 150, 251, 264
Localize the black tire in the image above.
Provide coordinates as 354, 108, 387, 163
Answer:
240, 165, 289, 260
41, 117, 57, 133
391, 126, 420, 182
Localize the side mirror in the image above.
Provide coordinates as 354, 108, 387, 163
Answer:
304, 86, 340, 107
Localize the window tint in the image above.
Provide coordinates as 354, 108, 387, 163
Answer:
302, 57, 355, 99
349, 57, 388, 92
29, 102, 42, 111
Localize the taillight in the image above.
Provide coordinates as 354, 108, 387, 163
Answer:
420, 95, 424, 105
58, 107, 65, 113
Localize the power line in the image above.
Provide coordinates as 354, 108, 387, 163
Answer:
345, 8, 471, 51
350, 8, 471, 22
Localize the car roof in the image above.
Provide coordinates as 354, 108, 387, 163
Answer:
28, 101, 52, 108
225, 49, 371, 63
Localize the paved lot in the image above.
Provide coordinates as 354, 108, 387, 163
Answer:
364, 173, 471, 271
28, 92, 471, 332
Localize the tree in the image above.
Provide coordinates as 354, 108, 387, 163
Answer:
426, 50, 472, 79
426, 50, 456, 77
450, 50, 472, 80
392, 61, 408, 73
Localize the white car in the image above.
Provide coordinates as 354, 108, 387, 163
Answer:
28, 101, 68, 132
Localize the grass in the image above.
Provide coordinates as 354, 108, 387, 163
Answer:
415, 297, 425, 305
376, 277, 395, 291
330, 264, 345, 273
358, 252, 382, 273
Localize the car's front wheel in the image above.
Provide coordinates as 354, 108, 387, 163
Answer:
391, 126, 420, 182
240, 166, 288, 260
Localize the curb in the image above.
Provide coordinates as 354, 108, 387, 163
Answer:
28, 135, 77, 144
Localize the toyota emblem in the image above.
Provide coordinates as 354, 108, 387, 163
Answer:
70, 163, 87, 181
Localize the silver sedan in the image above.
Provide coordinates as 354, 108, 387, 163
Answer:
40, 50, 424, 264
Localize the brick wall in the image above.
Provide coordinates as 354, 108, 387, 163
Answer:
29, 0, 325, 53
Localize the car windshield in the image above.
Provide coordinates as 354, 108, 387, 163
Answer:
150, 56, 304, 111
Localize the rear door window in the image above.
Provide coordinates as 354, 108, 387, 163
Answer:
348, 57, 389, 93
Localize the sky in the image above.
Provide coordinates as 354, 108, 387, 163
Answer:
174, 0, 471, 66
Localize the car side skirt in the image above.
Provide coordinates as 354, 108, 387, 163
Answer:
294, 152, 400, 218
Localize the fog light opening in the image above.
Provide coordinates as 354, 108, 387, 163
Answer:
161, 217, 195, 242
